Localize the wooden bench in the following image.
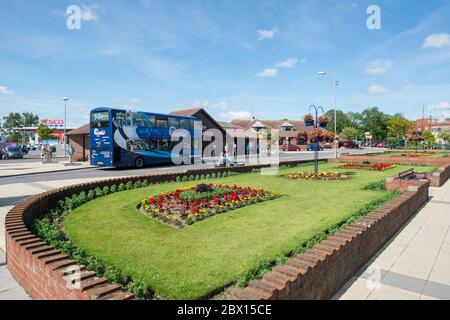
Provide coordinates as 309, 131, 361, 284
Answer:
398, 168, 428, 180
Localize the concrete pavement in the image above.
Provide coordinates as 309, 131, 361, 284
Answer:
0, 249, 30, 300
334, 179, 450, 300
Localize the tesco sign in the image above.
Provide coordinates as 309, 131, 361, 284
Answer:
40, 120, 65, 127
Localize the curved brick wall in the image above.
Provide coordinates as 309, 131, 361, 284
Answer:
228, 180, 429, 300
4, 160, 313, 300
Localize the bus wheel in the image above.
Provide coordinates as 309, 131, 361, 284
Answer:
135, 157, 144, 169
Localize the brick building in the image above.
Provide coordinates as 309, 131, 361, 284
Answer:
66, 124, 90, 162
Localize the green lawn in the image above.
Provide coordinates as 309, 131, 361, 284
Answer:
64, 162, 436, 299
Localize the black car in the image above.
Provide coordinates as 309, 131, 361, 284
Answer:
1, 146, 24, 159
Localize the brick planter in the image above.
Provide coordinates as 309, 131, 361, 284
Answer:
333, 155, 450, 187
228, 180, 429, 300
4, 159, 314, 300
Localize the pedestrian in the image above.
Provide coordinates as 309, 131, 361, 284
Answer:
40, 145, 46, 164
233, 143, 237, 156
67, 144, 75, 162
46, 145, 52, 163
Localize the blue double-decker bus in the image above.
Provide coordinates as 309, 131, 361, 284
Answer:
90, 107, 200, 168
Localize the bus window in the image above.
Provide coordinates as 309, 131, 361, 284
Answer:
124, 113, 132, 126
155, 116, 168, 128
148, 116, 155, 128
161, 139, 169, 150
91, 111, 110, 128
168, 117, 180, 128
115, 112, 126, 126
180, 118, 190, 130
133, 113, 146, 127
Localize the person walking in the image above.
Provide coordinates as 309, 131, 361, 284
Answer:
46, 145, 52, 163
40, 145, 46, 164
67, 144, 75, 162
233, 143, 237, 156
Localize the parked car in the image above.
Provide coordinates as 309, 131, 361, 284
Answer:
1, 146, 24, 159
339, 141, 359, 149
283, 144, 301, 151
377, 142, 389, 148
307, 144, 324, 151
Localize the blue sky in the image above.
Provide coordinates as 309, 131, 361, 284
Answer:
1, 0, 450, 127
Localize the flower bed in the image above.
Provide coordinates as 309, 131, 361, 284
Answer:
339, 162, 396, 171
139, 183, 280, 228
281, 171, 351, 181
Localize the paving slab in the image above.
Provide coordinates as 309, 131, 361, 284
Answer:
335, 179, 450, 300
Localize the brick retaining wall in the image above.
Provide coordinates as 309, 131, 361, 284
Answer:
4, 159, 313, 300
333, 155, 450, 187
228, 180, 429, 300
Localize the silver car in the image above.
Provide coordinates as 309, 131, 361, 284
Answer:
1, 146, 24, 159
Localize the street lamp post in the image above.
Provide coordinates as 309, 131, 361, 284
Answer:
308, 105, 325, 174
318, 71, 338, 158
62, 97, 69, 157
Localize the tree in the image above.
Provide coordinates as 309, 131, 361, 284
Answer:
437, 129, 450, 146
2, 112, 23, 129
37, 124, 55, 140
387, 115, 414, 148
22, 112, 39, 127
339, 127, 360, 141
423, 130, 436, 149
324, 110, 353, 134
360, 107, 391, 141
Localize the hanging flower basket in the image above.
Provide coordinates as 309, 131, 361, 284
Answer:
318, 115, 329, 128
308, 129, 325, 143
304, 114, 314, 126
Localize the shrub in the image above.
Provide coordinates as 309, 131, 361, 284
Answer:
182, 176, 188, 182
134, 181, 141, 189
217, 172, 222, 178
206, 174, 211, 179
176, 176, 181, 182
102, 186, 110, 195
195, 175, 200, 180
211, 173, 216, 179
142, 179, 149, 187
222, 171, 228, 177
363, 180, 386, 191
188, 175, 195, 181
118, 183, 126, 192
95, 187, 103, 197
110, 185, 117, 193
200, 175, 205, 180
126, 181, 134, 190
87, 190, 95, 201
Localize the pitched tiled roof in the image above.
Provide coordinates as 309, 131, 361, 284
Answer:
231, 119, 310, 132
66, 124, 89, 135
169, 108, 202, 116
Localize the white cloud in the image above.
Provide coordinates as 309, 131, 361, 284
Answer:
220, 110, 253, 121
423, 33, 450, 49
257, 28, 277, 41
275, 58, 302, 68
257, 68, 278, 77
368, 84, 387, 94
366, 60, 393, 74
0, 86, 14, 95
431, 101, 450, 110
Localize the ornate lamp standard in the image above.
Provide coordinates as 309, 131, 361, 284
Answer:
306, 105, 327, 174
